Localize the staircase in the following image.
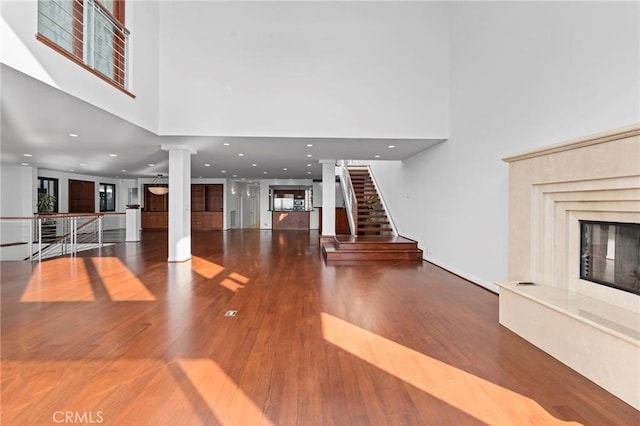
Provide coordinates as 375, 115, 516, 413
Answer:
349, 167, 393, 235
320, 165, 423, 262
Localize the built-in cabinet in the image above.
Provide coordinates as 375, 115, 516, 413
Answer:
141, 183, 223, 230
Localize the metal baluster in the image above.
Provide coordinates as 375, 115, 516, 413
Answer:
38, 218, 42, 262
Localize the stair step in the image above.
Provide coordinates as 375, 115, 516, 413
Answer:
322, 235, 423, 261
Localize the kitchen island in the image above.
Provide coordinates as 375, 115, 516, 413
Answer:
271, 210, 310, 230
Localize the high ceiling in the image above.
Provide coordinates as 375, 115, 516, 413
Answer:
1, 65, 445, 181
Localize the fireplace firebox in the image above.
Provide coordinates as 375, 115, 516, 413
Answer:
580, 221, 640, 295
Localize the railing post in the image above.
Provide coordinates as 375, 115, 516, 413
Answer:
98, 215, 103, 248
29, 218, 33, 262
38, 218, 42, 262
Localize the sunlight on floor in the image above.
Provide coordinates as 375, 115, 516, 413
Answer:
20, 258, 95, 302
90, 257, 156, 301
220, 272, 250, 292
191, 256, 225, 280
320, 312, 579, 425
175, 358, 274, 426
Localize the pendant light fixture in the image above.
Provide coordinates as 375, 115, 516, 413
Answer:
148, 174, 169, 195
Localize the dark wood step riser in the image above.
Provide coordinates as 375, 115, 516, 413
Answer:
325, 251, 423, 261
337, 243, 418, 251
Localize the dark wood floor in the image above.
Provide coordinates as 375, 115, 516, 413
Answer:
1, 230, 638, 425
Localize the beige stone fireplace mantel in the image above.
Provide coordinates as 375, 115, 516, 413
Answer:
499, 124, 640, 410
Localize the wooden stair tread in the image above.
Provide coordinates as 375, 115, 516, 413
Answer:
322, 234, 423, 261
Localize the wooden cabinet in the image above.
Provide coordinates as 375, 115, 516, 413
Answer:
141, 212, 168, 229
191, 184, 223, 230
192, 212, 223, 230
142, 183, 223, 230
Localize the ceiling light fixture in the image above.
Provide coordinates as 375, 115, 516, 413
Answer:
148, 163, 155, 167
306, 144, 313, 147
148, 174, 169, 195
23, 154, 32, 157
223, 142, 230, 146
233, 174, 237, 177
388, 145, 395, 149
252, 163, 257, 167
20, 162, 29, 166
69, 133, 79, 138
306, 154, 312, 158
307, 164, 312, 167
221, 170, 227, 173
374, 155, 381, 158
80, 163, 86, 166
109, 153, 118, 157
121, 170, 127, 172
283, 168, 288, 171
238, 153, 244, 157
204, 163, 211, 167
264, 172, 268, 174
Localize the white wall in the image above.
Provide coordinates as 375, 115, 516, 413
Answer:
158, 1, 449, 139
0, 0, 160, 132
371, 1, 640, 291
0, 164, 37, 245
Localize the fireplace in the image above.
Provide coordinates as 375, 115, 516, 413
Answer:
580, 221, 640, 295
499, 124, 640, 410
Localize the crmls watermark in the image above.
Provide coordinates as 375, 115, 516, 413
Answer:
52, 411, 104, 424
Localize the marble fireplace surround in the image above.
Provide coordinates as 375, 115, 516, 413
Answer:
499, 124, 640, 410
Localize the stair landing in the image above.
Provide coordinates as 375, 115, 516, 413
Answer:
322, 235, 423, 261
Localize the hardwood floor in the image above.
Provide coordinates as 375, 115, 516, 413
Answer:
1, 230, 638, 425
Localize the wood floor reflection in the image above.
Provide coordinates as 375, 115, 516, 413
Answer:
1, 230, 637, 425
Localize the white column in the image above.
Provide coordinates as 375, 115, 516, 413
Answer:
162, 144, 197, 262
321, 160, 336, 236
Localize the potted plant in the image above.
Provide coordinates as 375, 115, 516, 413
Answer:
37, 193, 56, 214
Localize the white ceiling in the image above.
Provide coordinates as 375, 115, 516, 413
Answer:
0, 65, 445, 181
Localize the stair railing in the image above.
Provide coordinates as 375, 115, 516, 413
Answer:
364, 165, 398, 237
31, 213, 104, 261
337, 160, 358, 235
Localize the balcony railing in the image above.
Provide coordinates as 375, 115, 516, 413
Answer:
37, 0, 130, 92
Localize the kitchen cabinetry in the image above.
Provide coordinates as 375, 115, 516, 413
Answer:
141, 183, 223, 230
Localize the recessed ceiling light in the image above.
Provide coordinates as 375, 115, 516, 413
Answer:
232, 174, 237, 177
221, 170, 227, 173
374, 155, 381, 158
306, 154, 312, 158
23, 153, 32, 157
204, 163, 211, 167
148, 163, 155, 167
80, 163, 86, 166
388, 145, 395, 149
20, 162, 29, 166
69, 133, 79, 138
109, 153, 118, 157
121, 169, 127, 172
238, 153, 244, 157
283, 168, 288, 171
263, 172, 268, 174
307, 171, 312, 174
241, 178, 246, 181
306, 144, 313, 147
252, 163, 257, 167
223, 142, 230, 146
307, 164, 312, 167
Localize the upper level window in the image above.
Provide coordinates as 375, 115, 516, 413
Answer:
37, 0, 131, 94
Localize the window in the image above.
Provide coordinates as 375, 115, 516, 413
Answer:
38, 177, 59, 213
99, 183, 116, 212
37, 0, 130, 93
